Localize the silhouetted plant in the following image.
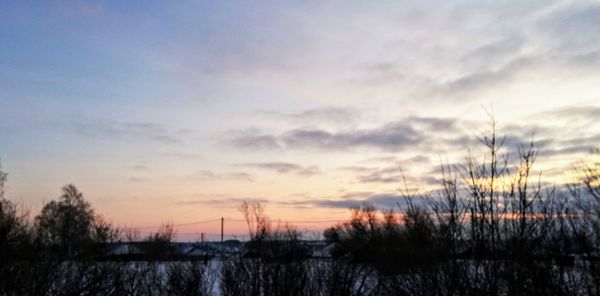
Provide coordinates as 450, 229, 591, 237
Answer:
2, 121, 600, 295
35, 184, 96, 258
166, 262, 214, 296
141, 223, 180, 260
221, 202, 314, 296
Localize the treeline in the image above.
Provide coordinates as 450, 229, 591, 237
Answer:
0, 181, 204, 295
1, 122, 600, 295
321, 125, 600, 295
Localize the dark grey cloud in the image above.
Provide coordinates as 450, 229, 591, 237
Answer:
562, 134, 600, 147
539, 145, 597, 158
224, 116, 464, 152
424, 136, 592, 178
540, 105, 600, 124
241, 162, 301, 173
282, 121, 422, 151
356, 166, 403, 184
239, 162, 321, 176
223, 134, 281, 151
525, 105, 600, 159
443, 122, 556, 156
420, 176, 440, 186
186, 170, 254, 182
290, 193, 430, 211
357, 174, 399, 184
407, 116, 460, 133
73, 120, 186, 144
224, 109, 597, 175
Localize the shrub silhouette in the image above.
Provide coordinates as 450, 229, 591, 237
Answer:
1, 122, 600, 295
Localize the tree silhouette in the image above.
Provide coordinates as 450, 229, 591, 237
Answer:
35, 184, 95, 257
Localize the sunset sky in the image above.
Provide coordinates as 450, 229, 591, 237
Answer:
1, 1, 599, 239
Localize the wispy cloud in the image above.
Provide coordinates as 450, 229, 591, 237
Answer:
222, 132, 282, 151
539, 105, 600, 124
238, 162, 321, 176
174, 196, 269, 206
186, 170, 254, 182
224, 116, 461, 152
131, 164, 148, 171
356, 166, 404, 184
539, 3, 600, 53
255, 106, 360, 126
157, 152, 203, 160
281, 121, 422, 151
73, 120, 187, 144
288, 193, 430, 211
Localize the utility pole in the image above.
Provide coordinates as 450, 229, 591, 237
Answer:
221, 217, 224, 256
201, 232, 204, 243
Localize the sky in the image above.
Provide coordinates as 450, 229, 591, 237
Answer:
1, 0, 599, 239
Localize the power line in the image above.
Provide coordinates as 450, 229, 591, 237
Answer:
123, 218, 342, 231
224, 218, 341, 224
126, 219, 221, 230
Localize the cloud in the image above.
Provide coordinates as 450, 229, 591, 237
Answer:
224, 116, 467, 152
222, 133, 282, 151
282, 121, 422, 151
430, 55, 535, 100
407, 116, 460, 133
298, 166, 321, 176
186, 170, 254, 182
406, 2, 600, 103
336, 166, 373, 173
360, 155, 430, 165
540, 105, 600, 124
460, 37, 525, 71
354, 165, 425, 185
73, 120, 186, 144
155, 2, 314, 83
358, 156, 398, 164
241, 162, 300, 173
357, 175, 398, 184
239, 162, 321, 176
157, 152, 203, 160
256, 106, 360, 125
290, 193, 430, 211
175, 196, 269, 206
131, 164, 148, 171
539, 3, 600, 53
356, 168, 403, 184
539, 145, 597, 158
337, 156, 434, 185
